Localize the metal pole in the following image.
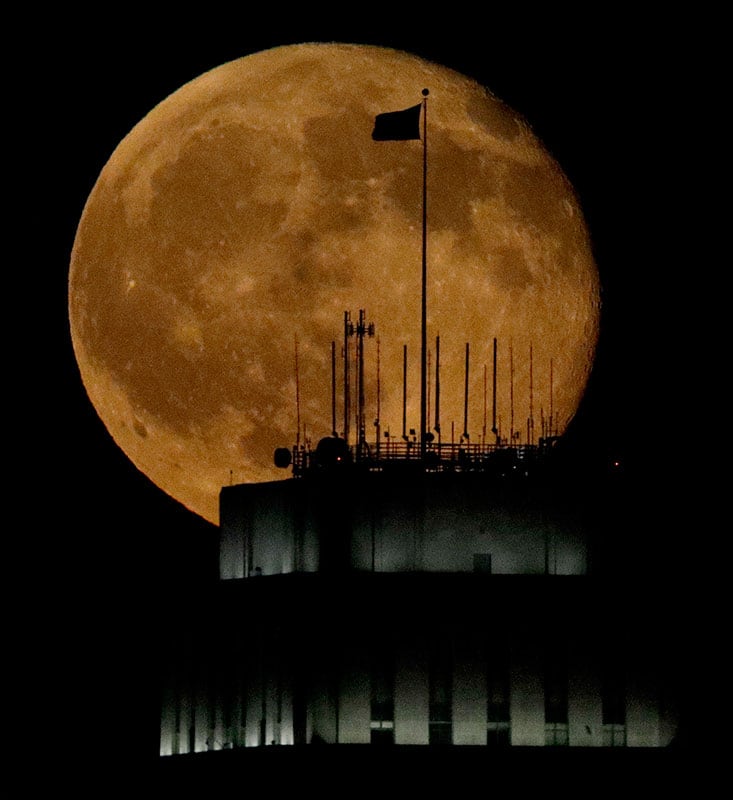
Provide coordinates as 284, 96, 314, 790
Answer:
420, 88, 429, 461
344, 311, 351, 444
331, 340, 337, 437
463, 342, 470, 441
492, 338, 498, 444
402, 344, 408, 442
435, 334, 441, 446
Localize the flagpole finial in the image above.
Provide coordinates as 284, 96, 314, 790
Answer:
422, 88, 429, 96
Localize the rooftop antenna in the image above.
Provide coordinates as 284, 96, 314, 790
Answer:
482, 363, 487, 447
343, 311, 354, 444
434, 334, 441, 445
463, 342, 470, 442
331, 340, 337, 438
420, 89, 429, 462
529, 343, 534, 446
402, 344, 408, 442
509, 340, 515, 445
427, 348, 431, 438
376, 336, 381, 458
549, 357, 554, 438
491, 337, 498, 444
355, 309, 375, 456
295, 334, 301, 450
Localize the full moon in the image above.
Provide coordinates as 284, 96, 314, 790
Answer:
69, 43, 600, 526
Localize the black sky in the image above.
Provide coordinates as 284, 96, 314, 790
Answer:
40, 16, 707, 783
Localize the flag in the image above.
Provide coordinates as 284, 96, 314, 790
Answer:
372, 103, 422, 141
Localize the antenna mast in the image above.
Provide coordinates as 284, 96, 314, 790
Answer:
529, 343, 534, 446
343, 311, 354, 444
402, 344, 408, 442
376, 336, 381, 459
434, 334, 441, 445
355, 309, 375, 456
491, 337, 498, 444
549, 357, 554, 438
294, 335, 301, 450
331, 340, 337, 437
427, 349, 431, 437
509, 340, 515, 445
420, 88, 429, 461
483, 363, 487, 447
463, 342, 470, 441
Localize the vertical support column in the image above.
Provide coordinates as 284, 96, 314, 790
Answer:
159, 681, 177, 756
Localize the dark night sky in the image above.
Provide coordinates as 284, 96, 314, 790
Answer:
37, 14, 708, 784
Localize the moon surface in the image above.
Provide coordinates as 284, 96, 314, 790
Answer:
69, 43, 600, 526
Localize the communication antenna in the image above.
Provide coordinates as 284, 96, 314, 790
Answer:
482, 363, 487, 448
402, 344, 408, 441
343, 311, 353, 444
427, 349, 431, 436
549, 357, 554, 438
529, 343, 534, 446
376, 336, 381, 458
463, 342, 470, 441
434, 335, 441, 444
355, 309, 375, 454
491, 337, 498, 444
294, 334, 301, 449
331, 340, 337, 438
509, 340, 515, 445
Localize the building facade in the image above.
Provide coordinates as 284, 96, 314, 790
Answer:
159, 463, 678, 757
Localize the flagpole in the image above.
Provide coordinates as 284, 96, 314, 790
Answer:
420, 88, 429, 463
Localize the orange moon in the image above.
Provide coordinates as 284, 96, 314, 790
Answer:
68, 43, 600, 526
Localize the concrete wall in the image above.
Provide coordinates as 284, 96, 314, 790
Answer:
220, 476, 587, 580
394, 638, 429, 744
568, 644, 603, 747
339, 640, 371, 744
510, 638, 545, 746
453, 633, 487, 745
160, 576, 675, 755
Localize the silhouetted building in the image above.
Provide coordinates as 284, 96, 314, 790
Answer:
159, 452, 678, 760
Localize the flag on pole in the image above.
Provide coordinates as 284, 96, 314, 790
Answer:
371, 103, 422, 141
